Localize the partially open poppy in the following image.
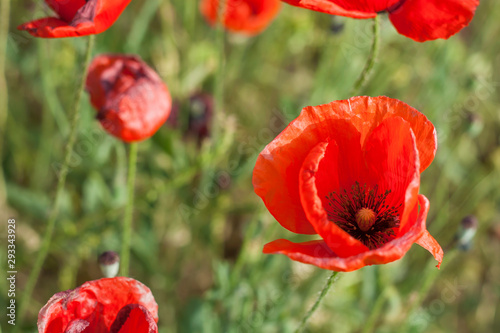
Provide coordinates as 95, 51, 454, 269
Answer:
200, 0, 281, 35
85, 54, 172, 143
38, 277, 158, 333
281, 0, 479, 42
18, 0, 131, 38
253, 96, 443, 272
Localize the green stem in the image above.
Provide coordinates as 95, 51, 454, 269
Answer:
213, 0, 226, 142
350, 15, 380, 96
0, 0, 10, 206
296, 271, 341, 333
16, 35, 95, 328
120, 142, 138, 276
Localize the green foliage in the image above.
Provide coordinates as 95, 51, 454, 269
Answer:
2, 1, 500, 332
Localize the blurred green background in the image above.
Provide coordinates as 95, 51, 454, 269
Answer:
1, 0, 500, 332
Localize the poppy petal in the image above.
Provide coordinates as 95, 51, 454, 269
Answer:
299, 139, 369, 257
306, 97, 436, 173
64, 319, 91, 333
38, 277, 158, 333
253, 117, 361, 235
110, 304, 158, 333
362, 116, 420, 234
416, 230, 444, 268
389, 0, 480, 42
18, 0, 131, 38
282, 0, 376, 18
200, 0, 281, 35
264, 195, 430, 271
45, 0, 88, 22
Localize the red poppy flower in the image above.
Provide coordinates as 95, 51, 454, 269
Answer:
38, 277, 158, 333
253, 96, 443, 272
85, 54, 172, 142
281, 0, 479, 42
18, 0, 131, 38
200, 0, 281, 35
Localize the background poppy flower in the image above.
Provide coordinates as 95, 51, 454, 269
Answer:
281, 0, 479, 42
85, 54, 172, 142
200, 0, 281, 35
18, 0, 132, 38
253, 96, 443, 272
37, 277, 158, 333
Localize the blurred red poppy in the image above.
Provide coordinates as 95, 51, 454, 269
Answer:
38, 277, 158, 333
85, 54, 172, 142
253, 96, 443, 272
200, 0, 281, 35
282, 0, 479, 42
18, 0, 131, 38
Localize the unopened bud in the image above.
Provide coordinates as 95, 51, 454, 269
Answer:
456, 215, 478, 251
98, 251, 120, 278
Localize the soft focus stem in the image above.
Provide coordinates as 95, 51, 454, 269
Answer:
0, 0, 10, 206
16, 35, 95, 328
213, 0, 226, 142
120, 142, 138, 276
296, 271, 341, 333
350, 15, 380, 96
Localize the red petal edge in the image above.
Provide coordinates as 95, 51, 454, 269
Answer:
263, 195, 439, 272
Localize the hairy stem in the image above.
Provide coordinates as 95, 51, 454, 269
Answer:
296, 271, 341, 333
350, 15, 380, 96
120, 142, 138, 276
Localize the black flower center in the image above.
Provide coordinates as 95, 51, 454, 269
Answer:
326, 182, 401, 250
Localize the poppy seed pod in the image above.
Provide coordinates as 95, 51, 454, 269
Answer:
253, 96, 443, 272
200, 0, 281, 35
282, 0, 479, 42
98, 251, 120, 278
85, 54, 172, 142
18, 0, 132, 38
38, 277, 158, 332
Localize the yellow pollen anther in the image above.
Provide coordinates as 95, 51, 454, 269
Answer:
355, 208, 376, 231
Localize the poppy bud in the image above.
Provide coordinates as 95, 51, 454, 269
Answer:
188, 92, 214, 145
465, 112, 484, 138
456, 215, 478, 251
85, 54, 172, 142
98, 251, 120, 278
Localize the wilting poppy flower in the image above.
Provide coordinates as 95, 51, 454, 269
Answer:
200, 0, 281, 35
85, 54, 172, 142
281, 0, 479, 42
253, 96, 443, 272
18, 0, 132, 38
38, 277, 158, 332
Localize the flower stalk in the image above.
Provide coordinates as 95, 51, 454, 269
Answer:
120, 142, 138, 276
350, 15, 380, 96
296, 271, 340, 333
16, 35, 95, 328
0, 0, 10, 206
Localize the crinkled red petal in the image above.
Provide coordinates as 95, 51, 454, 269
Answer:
45, 0, 87, 22
18, 0, 131, 38
389, 0, 480, 42
38, 277, 158, 333
110, 304, 158, 333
